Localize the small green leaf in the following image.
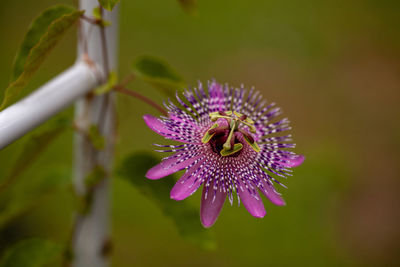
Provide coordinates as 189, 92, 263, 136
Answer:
0, 5, 84, 110
0, 238, 61, 267
132, 55, 186, 98
94, 71, 118, 95
88, 124, 105, 150
117, 152, 216, 250
92, 7, 112, 27
177, 0, 198, 15
85, 166, 106, 188
93, 6, 102, 19
101, 20, 112, 27
98, 0, 120, 11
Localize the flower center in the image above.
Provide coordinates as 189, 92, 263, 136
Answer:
201, 111, 260, 157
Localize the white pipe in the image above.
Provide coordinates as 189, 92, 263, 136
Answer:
0, 61, 98, 149
73, 0, 119, 266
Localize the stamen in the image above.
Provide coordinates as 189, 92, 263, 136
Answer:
209, 111, 231, 122
243, 134, 261, 152
201, 123, 219, 143
240, 120, 256, 133
220, 143, 243, 156
208, 125, 228, 135
239, 128, 260, 152
239, 129, 254, 143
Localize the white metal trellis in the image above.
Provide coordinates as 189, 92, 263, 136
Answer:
0, 0, 119, 267
0, 62, 98, 148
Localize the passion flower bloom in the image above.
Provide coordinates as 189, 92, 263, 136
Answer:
143, 81, 304, 227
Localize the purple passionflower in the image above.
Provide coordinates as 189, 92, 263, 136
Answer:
143, 81, 304, 228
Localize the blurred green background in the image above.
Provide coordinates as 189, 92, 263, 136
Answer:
0, 0, 399, 266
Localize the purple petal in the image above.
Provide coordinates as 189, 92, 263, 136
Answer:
285, 154, 305, 168
260, 181, 286, 206
169, 114, 198, 129
170, 160, 205, 201
238, 182, 266, 218
200, 182, 227, 228
208, 81, 226, 112
143, 114, 176, 137
168, 114, 184, 123
145, 154, 201, 180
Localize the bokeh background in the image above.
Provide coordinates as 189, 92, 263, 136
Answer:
0, 0, 399, 266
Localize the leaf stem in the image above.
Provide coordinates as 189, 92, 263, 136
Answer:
81, 15, 98, 25
114, 86, 168, 116
119, 73, 135, 88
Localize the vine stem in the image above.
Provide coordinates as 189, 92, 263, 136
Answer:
98, 8, 111, 133
99, 7, 110, 77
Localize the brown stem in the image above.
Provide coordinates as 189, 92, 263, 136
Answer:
97, 7, 111, 133
99, 8, 110, 77
61, 214, 83, 267
81, 15, 99, 25
114, 86, 168, 116
72, 122, 96, 147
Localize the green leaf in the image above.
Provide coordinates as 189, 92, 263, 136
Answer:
132, 55, 186, 98
0, 238, 61, 267
0, 117, 70, 228
94, 71, 118, 95
0, 117, 69, 192
177, 0, 198, 15
0, 5, 84, 110
98, 0, 120, 11
11, 5, 76, 82
117, 152, 216, 250
11, 117, 69, 173
0, 167, 71, 229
